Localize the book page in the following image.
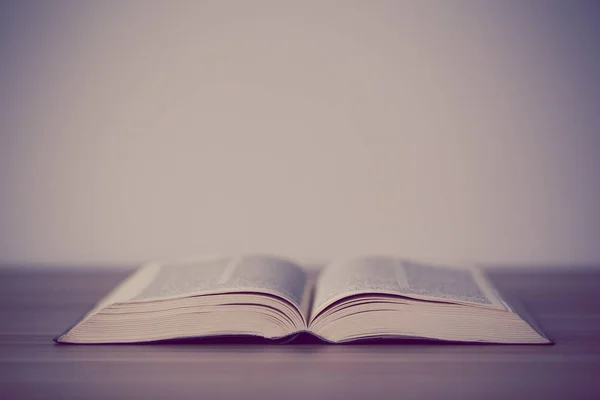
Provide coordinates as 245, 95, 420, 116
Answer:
311, 256, 504, 319
108, 255, 310, 314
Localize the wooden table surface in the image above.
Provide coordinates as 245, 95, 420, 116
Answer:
1, 266, 599, 399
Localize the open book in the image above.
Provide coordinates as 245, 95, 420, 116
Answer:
55, 255, 550, 344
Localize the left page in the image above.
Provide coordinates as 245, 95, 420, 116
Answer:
56, 255, 313, 343
80, 255, 312, 326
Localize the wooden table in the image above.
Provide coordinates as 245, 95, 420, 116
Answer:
1, 266, 599, 399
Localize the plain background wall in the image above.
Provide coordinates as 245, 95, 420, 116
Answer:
1, 1, 599, 266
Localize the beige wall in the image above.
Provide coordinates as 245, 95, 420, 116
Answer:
1, 1, 599, 266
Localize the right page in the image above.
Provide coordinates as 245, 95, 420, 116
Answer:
310, 255, 505, 323
308, 255, 549, 344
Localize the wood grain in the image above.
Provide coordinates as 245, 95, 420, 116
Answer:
1, 266, 599, 399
